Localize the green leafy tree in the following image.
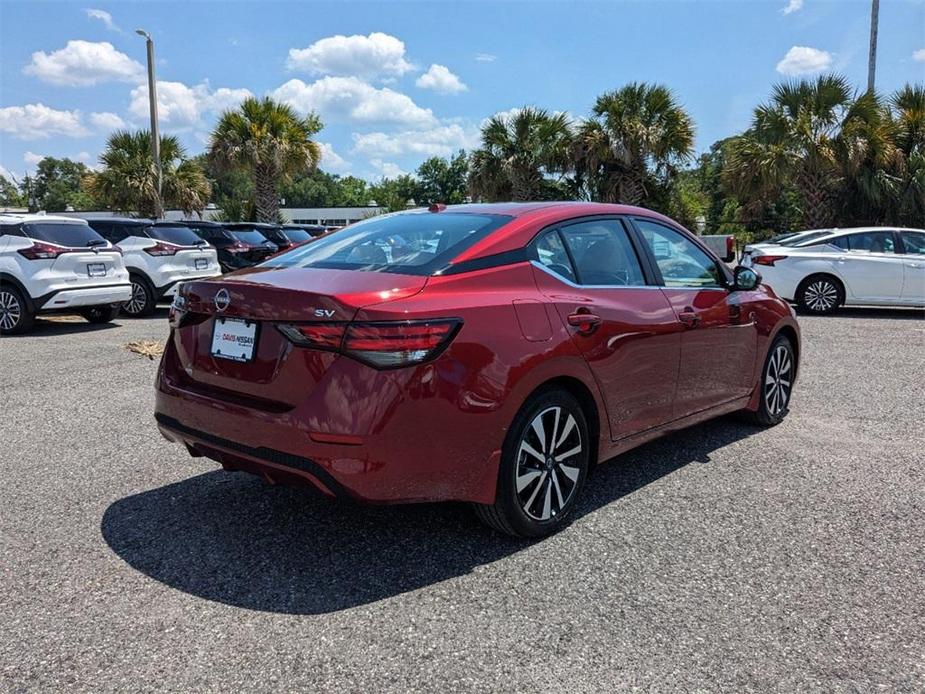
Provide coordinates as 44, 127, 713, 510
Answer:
209, 97, 322, 222
85, 130, 210, 217
724, 75, 885, 228
469, 107, 572, 201
368, 175, 419, 212
27, 157, 99, 211
0, 174, 25, 207
573, 83, 695, 205
416, 151, 469, 204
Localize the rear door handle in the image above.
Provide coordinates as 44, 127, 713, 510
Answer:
678, 309, 701, 328
567, 311, 602, 334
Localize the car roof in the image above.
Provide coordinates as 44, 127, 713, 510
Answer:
86, 216, 153, 225
437, 201, 671, 219
0, 213, 89, 225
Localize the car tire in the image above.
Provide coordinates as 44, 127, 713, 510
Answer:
80, 304, 121, 324
0, 285, 35, 335
473, 389, 591, 537
123, 275, 156, 317
740, 334, 795, 427
796, 274, 843, 315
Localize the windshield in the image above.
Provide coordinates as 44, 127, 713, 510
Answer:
280, 228, 312, 243
23, 222, 105, 247
148, 225, 203, 246
229, 229, 271, 244
784, 231, 833, 247
263, 212, 511, 275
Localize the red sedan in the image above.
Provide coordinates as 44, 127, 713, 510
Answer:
155, 202, 799, 537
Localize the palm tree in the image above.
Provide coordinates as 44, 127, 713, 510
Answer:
468, 107, 572, 201
85, 131, 210, 218
887, 84, 925, 225
209, 97, 322, 222
574, 83, 695, 205
724, 75, 886, 228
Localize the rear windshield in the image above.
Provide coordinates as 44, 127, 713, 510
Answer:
280, 228, 312, 243
23, 222, 105, 247
148, 225, 203, 246
784, 231, 833, 247
262, 212, 512, 275
228, 229, 271, 244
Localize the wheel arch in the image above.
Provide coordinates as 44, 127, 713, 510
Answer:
0, 272, 35, 312
520, 375, 602, 468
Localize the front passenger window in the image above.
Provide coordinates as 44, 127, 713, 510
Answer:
634, 218, 721, 288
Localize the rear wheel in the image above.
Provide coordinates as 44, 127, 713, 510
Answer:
80, 304, 121, 324
740, 334, 795, 426
796, 274, 843, 315
474, 389, 590, 537
123, 275, 156, 317
0, 285, 34, 334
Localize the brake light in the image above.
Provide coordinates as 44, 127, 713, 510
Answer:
17, 242, 67, 260
144, 242, 179, 256
726, 235, 735, 257
277, 319, 461, 369
753, 255, 787, 266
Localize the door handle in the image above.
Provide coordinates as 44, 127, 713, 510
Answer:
678, 309, 701, 328
567, 310, 602, 334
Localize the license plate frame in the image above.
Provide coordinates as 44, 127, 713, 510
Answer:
87, 262, 106, 278
210, 316, 258, 362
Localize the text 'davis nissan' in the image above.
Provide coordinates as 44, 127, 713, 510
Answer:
155, 202, 800, 537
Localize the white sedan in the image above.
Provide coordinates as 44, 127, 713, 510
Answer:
742, 227, 925, 314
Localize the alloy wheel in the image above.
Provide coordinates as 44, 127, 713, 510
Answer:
124, 281, 148, 315
0, 290, 22, 331
764, 343, 793, 416
804, 280, 838, 312
515, 406, 582, 521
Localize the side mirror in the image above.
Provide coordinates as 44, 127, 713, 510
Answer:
733, 266, 761, 291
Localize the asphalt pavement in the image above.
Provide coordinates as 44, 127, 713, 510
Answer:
1, 307, 924, 692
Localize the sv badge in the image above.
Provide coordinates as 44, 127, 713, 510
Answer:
314, 309, 336, 318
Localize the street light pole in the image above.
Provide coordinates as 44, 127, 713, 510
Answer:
136, 29, 163, 218
867, 0, 880, 93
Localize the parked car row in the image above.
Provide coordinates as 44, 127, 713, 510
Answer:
0, 213, 329, 333
741, 226, 925, 314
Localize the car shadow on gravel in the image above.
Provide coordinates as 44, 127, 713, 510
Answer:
4, 317, 121, 337
101, 416, 761, 615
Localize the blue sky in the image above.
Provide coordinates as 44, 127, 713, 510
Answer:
1, 0, 923, 185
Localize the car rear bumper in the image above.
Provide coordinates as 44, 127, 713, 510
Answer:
153, 337, 505, 504
36, 283, 132, 309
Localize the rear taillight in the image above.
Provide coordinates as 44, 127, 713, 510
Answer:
753, 255, 787, 266
277, 319, 462, 369
144, 242, 179, 256
17, 242, 67, 260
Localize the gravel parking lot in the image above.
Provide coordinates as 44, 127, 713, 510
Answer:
2, 308, 924, 692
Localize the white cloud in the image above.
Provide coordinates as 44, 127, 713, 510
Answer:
286, 32, 414, 80
475, 53, 497, 63
0, 104, 90, 140
415, 64, 468, 94
781, 0, 803, 15
86, 8, 119, 31
23, 151, 44, 166
90, 111, 126, 131
352, 123, 479, 158
913, 49, 925, 62
25, 40, 143, 86
776, 46, 833, 75
369, 159, 407, 179
272, 76, 436, 127
128, 80, 253, 127
318, 142, 351, 174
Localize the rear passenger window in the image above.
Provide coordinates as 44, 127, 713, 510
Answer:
846, 231, 894, 253
533, 231, 576, 282
559, 220, 645, 286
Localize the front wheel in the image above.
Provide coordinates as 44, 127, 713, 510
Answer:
80, 304, 121, 324
474, 389, 590, 537
741, 334, 795, 426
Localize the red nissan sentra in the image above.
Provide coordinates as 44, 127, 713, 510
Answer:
155, 202, 799, 537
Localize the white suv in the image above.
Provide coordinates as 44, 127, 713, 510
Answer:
0, 214, 131, 334
742, 227, 925, 313
86, 218, 219, 316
